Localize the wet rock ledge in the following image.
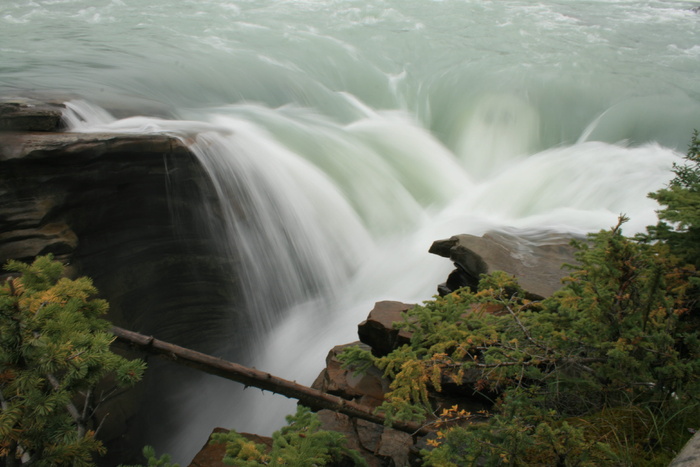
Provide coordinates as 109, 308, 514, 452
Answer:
0, 97, 247, 463
1, 98, 244, 342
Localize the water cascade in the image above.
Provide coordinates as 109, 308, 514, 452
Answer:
3, 0, 700, 463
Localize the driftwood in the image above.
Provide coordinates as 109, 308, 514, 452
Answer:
109, 326, 430, 436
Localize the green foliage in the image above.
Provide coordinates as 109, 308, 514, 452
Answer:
120, 446, 180, 467
648, 129, 700, 267
340, 217, 700, 465
211, 405, 367, 466
424, 392, 619, 467
1, 255, 146, 466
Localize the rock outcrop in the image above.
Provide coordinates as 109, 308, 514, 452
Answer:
307, 299, 495, 466
315, 410, 415, 467
311, 340, 417, 466
1, 98, 247, 464
1, 101, 245, 347
312, 342, 391, 409
0, 97, 65, 131
430, 231, 578, 299
188, 429, 273, 467
289, 233, 579, 466
357, 301, 413, 356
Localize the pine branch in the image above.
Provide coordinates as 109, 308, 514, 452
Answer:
503, 302, 549, 353
81, 388, 92, 421
45, 373, 86, 439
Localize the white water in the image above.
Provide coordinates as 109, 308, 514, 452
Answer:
5, 0, 700, 462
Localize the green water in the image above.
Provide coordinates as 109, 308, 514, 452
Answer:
3, 0, 699, 147
3, 0, 700, 463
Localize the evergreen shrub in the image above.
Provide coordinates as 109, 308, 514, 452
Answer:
0, 255, 146, 466
338, 132, 700, 465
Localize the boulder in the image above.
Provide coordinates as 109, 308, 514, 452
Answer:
312, 342, 391, 409
189, 416, 409, 467
316, 410, 383, 467
429, 231, 578, 299
188, 428, 272, 467
316, 410, 415, 467
357, 301, 414, 356
188, 428, 230, 467
375, 428, 413, 467
669, 431, 700, 466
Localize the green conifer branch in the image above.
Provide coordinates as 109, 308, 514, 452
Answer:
1, 255, 146, 466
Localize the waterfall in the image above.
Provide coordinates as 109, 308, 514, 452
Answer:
6, 0, 700, 463
63, 96, 682, 461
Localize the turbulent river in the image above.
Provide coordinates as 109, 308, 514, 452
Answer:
3, 0, 700, 462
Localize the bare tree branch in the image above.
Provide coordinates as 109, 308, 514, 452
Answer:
109, 326, 431, 436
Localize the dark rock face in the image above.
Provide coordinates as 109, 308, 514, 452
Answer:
357, 301, 413, 356
430, 231, 578, 299
0, 97, 65, 132
316, 410, 413, 467
311, 337, 417, 466
2, 98, 585, 466
1, 129, 245, 346
0, 99, 248, 464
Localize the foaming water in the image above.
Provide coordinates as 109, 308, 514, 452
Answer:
11, 0, 700, 462
458, 141, 678, 232
63, 96, 682, 460
187, 119, 372, 335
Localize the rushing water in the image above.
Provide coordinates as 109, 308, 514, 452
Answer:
4, 0, 700, 462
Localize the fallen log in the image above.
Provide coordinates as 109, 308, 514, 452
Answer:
109, 326, 430, 436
